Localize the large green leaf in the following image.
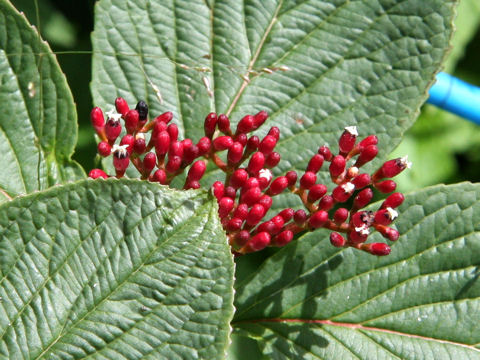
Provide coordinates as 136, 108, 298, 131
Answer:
0, 179, 234, 359
0, 0, 83, 204
232, 183, 480, 359
91, 0, 455, 180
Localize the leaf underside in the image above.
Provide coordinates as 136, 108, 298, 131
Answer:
0, 179, 234, 359
233, 183, 480, 359
0, 0, 84, 204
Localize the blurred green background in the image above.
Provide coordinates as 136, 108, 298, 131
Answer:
10, 0, 480, 193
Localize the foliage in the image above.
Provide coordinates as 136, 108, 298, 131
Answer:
1, 0, 480, 359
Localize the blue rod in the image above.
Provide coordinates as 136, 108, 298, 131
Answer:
427, 72, 480, 125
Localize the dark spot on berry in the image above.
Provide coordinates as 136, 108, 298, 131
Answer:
136, 100, 148, 120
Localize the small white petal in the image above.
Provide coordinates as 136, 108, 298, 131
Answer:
344, 126, 358, 136
355, 225, 370, 236
400, 155, 412, 169
342, 182, 355, 193
386, 207, 398, 220
112, 144, 129, 157
259, 169, 273, 181
106, 109, 122, 121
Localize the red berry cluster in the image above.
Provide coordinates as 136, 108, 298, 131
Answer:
89, 98, 411, 256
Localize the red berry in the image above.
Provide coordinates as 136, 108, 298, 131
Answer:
105, 119, 122, 142
319, 195, 334, 211
257, 220, 276, 234
358, 135, 378, 150
230, 169, 249, 188
166, 155, 182, 173
257, 195, 272, 212
97, 141, 111, 157
113, 149, 130, 176
240, 187, 262, 206
364, 242, 391, 256
246, 135, 260, 152
330, 232, 346, 247
184, 180, 200, 190
375, 180, 397, 193
242, 177, 260, 191
258, 169, 273, 190
338, 126, 357, 155
352, 173, 371, 189
224, 186, 237, 199
308, 210, 328, 228
246, 204, 266, 226
318, 145, 332, 161
234, 203, 249, 220
151, 169, 167, 184
307, 184, 327, 202
213, 136, 234, 151
329, 155, 346, 177
204, 112, 218, 138
274, 230, 294, 247
236, 133, 248, 146
381, 192, 405, 209
218, 197, 234, 218
307, 154, 324, 173
246, 232, 271, 252
384, 227, 399, 241
169, 141, 184, 158
89, 168, 108, 179
286, 171, 298, 187
187, 160, 206, 181
374, 208, 397, 226
115, 97, 129, 116
90, 107, 105, 132
133, 137, 146, 154
151, 120, 167, 141
212, 181, 224, 200
353, 188, 373, 209
333, 208, 349, 224
300, 171, 316, 189
247, 152, 265, 175
267, 126, 280, 141
218, 114, 231, 134
236, 115, 255, 135
143, 152, 157, 173
294, 209, 307, 225
253, 110, 268, 129
155, 131, 170, 156
278, 208, 294, 222
197, 137, 212, 155
348, 227, 369, 244
265, 152, 281, 168
235, 230, 250, 247
228, 142, 244, 164
120, 134, 135, 155
183, 144, 199, 164
332, 183, 354, 203
125, 109, 139, 133
182, 138, 193, 150
167, 123, 179, 142
270, 215, 285, 234
155, 111, 173, 124
226, 217, 243, 232
259, 135, 277, 155
267, 176, 288, 195
376, 157, 411, 179
355, 145, 378, 167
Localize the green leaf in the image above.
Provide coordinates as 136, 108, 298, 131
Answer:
233, 183, 480, 359
0, 0, 84, 203
0, 179, 234, 359
91, 0, 456, 181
